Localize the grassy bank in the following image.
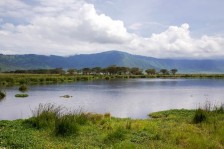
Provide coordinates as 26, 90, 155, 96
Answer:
0, 105, 224, 149
1, 73, 224, 87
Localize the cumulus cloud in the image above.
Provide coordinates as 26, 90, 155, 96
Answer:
0, 0, 223, 59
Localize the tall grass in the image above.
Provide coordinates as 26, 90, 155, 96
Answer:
193, 102, 224, 124
26, 103, 62, 129
25, 103, 89, 136
54, 114, 79, 136
193, 109, 207, 123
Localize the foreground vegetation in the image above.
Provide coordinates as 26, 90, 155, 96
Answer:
0, 103, 224, 148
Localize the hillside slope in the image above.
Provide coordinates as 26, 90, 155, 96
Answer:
1, 51, 224, 73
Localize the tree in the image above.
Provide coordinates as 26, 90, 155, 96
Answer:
145, 69, 156, 75
52, 68, 65, 74
130, 67, 142, 75
67, 69, 77, 75
160, 69, 169, 75
170, 69, 178, 75
82, 68, 91, 75
106, 65, 117, 75
91, 67, 102, 75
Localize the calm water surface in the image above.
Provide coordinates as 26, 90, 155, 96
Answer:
1, 78, 224, 120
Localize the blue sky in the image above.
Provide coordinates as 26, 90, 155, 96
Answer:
0, 0, 223, 58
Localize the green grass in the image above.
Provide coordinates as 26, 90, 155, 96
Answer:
15, 94, 29, 98
1, 73, 224, 87
0, 91, 6, 99
0, 104, 224, 148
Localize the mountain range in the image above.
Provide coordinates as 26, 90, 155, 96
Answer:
1, 51, 224, 73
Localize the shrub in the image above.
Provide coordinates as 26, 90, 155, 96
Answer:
193, 109, 207, 123
55, 114, 79, 136
0, 91, 6, 99
105, 76, 110, 80
125, 120, 132, 130
105, 127, 127, 143
104, 113, 111, 119
19, 85, 28, 92
25, 104, 83, 137
15, 94, 29, 98
74, 113, 88, 125
26, 104, 61, 129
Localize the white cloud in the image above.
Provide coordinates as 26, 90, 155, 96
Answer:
0, 0, 223, 59
129, 23, 143, 31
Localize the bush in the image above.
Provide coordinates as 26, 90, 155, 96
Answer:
193, 109, 207, 123
0, 91, 6, 99
26, 104, 61, 129
55, 115, 79, 136
74, 113, 88, 125
15, 94, 29, 98
104, 113, 111, 119
105, 127, 127, 143
19, 85, 28, 92
25, 104, 84, 137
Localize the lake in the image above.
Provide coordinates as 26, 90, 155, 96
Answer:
1, 78, 224, 120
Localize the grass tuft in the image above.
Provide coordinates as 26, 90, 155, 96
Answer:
193, 109, 207, 124
55, 114, 79, 136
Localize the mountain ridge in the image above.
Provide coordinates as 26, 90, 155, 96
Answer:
1, 51, 224, 73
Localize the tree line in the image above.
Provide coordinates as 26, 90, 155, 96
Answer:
5, 66, 178, 75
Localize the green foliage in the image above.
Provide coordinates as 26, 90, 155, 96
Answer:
25, 104, 89, 137
145, 68, 156, 75
0, 90, 6, 99
193, 109, 207, 123
55, 114, 79, 136
170, 69, 178, 75
19, 85, 28, 92
1, 107, 224, 148
25, 104, 61, 129
105, 127, 127, 143
160, 69, 169, 75
15, 94, 29, 98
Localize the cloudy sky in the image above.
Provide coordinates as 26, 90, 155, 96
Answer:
0, 0, 224, 59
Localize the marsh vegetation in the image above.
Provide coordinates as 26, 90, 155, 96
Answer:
0, 103, 224, 148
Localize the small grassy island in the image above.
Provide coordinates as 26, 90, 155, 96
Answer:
0, 104, 223, 149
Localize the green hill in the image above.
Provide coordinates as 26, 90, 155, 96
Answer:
1, 51, 224, 73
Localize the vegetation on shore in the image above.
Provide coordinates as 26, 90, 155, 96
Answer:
15, 94, 29, 98
0, 103, 224, 148
1, 73, 224, 87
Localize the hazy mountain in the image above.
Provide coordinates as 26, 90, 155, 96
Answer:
1, 51, 224, 73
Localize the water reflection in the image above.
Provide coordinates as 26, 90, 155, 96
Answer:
1, 79, 224, 120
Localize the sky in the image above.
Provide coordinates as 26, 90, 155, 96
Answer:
0, 0, 224, 59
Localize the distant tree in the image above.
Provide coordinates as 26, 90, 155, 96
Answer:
92, 67, 102, 75
52, 68, 65, 74
160, 69, 169, 75
107, 65, 117, 75
130, 67, 142, 75
82, 68, 91, 75
170, 69, 178, 75
145, 69, 156, 75
67, 69, 77, 75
